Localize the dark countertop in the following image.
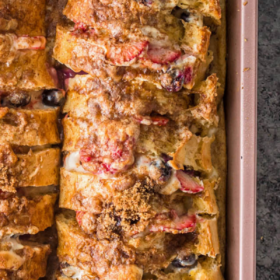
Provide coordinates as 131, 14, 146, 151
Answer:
257, 0, 280, 278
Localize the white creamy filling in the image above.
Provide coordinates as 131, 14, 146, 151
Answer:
64, 151, 88, 173
62, 265, 85, 279
173, 54, 197, 68
0, 236, 24, 250
188, 14, 203, 27
141, 26, 169, 42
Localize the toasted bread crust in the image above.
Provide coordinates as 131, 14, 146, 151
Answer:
0, 144, 60, 192
0, 239, 50, 280
0, 193, 57, 237
178, 0, 222, 25
56, 212, 220, 279
64, 74, 218, 127
54, 0, 226, 277
60, 168, 218, 216
0, 108, 60, 146
53, 24, 206, 90
0, 0, 57, 91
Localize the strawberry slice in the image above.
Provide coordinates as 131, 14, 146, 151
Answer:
106, 41, 149, 65
150, 211, 196, 233
15, 36, 46, 50
74, 21, 88, 32
76, 211, 86, 225
134, 116, 169, 126
147, 45, 181, 64
184, 67, 193, 84
176, 170, 204, 194
80, 150, 92, 163
151, 116, 169, 126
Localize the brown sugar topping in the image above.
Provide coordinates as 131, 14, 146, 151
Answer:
98, 179, 157, 239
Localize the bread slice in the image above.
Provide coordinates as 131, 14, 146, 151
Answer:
0, 0, 57, 91
0, 237, 51, 280
56, 258, 223, 280
178, 0, 222, 25
53, 24, 207, 90
0, 0, 46, 35
62, 1, 211, 61
0, 143, 60, 192
64, 74, 218, 127
63, 0, 177, 30
56, 212, 220, 279
151, 257, 224, 279
57, 264, 143, 280
0, 192, 57, 237
62, 117, 214, 175
59, 168, 218, 215
0, 108, 60, 146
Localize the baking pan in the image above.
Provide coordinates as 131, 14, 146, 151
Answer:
226, 0, 258, 278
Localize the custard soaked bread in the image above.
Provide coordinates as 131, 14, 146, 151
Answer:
0, 143, 60, 192
54, 0, 225, 278
0, 237, 51, 280
0, 1, 62, 278
57, 211, 221, 279
0, 0, 57, 91
0, 108, 60, 146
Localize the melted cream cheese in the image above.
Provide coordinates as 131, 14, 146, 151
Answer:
64, 151, 88, 173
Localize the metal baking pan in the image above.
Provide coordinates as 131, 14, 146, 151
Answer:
226, 0, 258, 278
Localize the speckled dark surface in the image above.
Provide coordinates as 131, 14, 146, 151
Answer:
257, 0, 280, 279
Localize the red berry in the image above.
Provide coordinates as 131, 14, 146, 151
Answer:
176, 170, 204, 194
151, 116, 169, 126
147, 45, 181, 64
80, 150, 92, 163
74, 22, 88, 32
76, 211, 86, 225
184, 67, 193, 84
106, 41, 149, 65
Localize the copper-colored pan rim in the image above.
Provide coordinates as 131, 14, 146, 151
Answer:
226, 0, 257, 278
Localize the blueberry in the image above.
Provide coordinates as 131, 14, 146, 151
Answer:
6, 92, 31, 107
161, 69, 184, 92
42, 89, 64, 106
172, 7, 191, 22
172, 254, 197, 268
149, 158, 172, 182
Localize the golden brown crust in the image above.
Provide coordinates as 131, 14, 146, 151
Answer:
64, 74, 219, 127
56, 212, 220, 278
54, 0, 227, 278
211, 102, 226, 268
208, 0, 227, 269
153, 257, 223, 280
178, 0, 222, 25
62, 116, 216, 181
0, 108, 60, 146
0, 193, 57, 237
63, 0, 176, 28
169, 133, 214, 173
0, 144, 60, 192
60, 168, 218, 216
0, 238, 51, 280
0, 0, 46, 35
0, 0, 57, 91
53, 23, 207, 90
